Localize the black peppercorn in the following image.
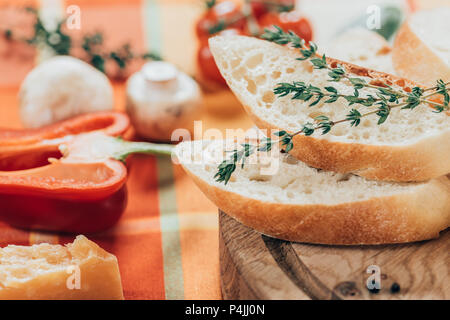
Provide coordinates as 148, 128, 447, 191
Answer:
368, 287, 380, 294
390, 282, 400, 293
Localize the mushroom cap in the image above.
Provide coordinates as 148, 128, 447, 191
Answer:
125, 61, 202, 142
19, 56, 114, 128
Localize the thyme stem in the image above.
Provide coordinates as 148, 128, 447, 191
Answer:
214, 27, 449, 184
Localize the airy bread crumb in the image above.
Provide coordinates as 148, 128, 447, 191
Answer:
209, 35, 450, 181
175, 139, 450, 245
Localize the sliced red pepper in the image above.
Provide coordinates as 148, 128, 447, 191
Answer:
0, 111, 130, 171
0, 111, 130, 147
0, 113, 173, 234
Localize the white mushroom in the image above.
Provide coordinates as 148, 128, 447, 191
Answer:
126, 61, 202, 142
19, 56, 114, 128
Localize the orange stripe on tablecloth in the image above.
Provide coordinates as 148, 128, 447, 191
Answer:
0, 2, 37, 87
173, 164, 222, 300
0, 87, 22, 128
57, 155, 166, 300
103, 212, 217, 236
90, 233, 165, 300
0, 225, 30, 246
173, 164, 217, 214
110, 155, 166, 299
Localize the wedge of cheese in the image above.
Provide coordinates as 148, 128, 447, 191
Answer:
0, 235, 124, 300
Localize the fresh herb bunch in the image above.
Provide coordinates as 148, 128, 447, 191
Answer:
24, 7, 72, 55
81, 32, 162, 74
2, 7, 161, 77
215, 26, 449, 184
205, 0, 218, 9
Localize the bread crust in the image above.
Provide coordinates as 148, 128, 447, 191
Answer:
246, 105, 450, 182
182, 166, 450, 245
210, 35, 450, 182
392, 18, 450, 87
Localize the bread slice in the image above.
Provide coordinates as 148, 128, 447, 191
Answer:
175, 139, 450, 245
0, 235, 124, 300
393, 7, 450, 86
326, 28, 395, 74
209, 35, 450, 182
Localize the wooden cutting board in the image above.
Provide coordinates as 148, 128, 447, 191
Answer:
219, 211, 450, 300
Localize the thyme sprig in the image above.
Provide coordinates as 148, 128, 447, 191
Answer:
264, 27, 449, 114
215, 143, 258, 184
215, 26, 449, 184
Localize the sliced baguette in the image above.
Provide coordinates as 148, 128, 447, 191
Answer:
392, 8, 450, 86
209, 35, 450, 182
326, 28, 395, 74
175, 139, 450, 245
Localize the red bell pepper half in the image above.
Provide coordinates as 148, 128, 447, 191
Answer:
0, 112, 173, 234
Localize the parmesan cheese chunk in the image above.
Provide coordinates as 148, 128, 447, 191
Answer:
0, 236, 124, 300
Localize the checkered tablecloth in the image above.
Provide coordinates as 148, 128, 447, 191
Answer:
0, 0, 443, 300
0, 0, 244, 300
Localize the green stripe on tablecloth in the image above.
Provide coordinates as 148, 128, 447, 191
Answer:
156, 156, 184, 300
144, 1, 183, 300
143, 0, 163, 56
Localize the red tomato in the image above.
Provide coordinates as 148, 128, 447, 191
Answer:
197, 28, 243, 85
250, 2, 268, 19
252, 0, 296, 19
197, 45, 226, 85
196, 1, 245, 39
259, 11, 313, 43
